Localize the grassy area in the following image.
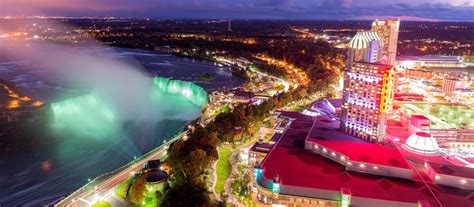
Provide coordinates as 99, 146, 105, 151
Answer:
91, 201, 111, 207
215, 147, 232, 194
142, 191, 159, 207
398, 103, 474, 129
290, 104, 306, 112
211, 105, 230, 118
115, 177, 132, 199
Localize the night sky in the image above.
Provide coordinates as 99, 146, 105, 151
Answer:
1, 0, 473, 21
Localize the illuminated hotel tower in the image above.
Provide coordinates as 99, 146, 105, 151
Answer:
341, 62, 396, 142
371, 19, 400, 65
341, 24, 397, 142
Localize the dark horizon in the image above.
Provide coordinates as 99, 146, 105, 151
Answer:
3, 16, 474, 23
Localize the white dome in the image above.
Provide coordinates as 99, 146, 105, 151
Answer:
348, 31, 383, 49
405, 132, 439, 154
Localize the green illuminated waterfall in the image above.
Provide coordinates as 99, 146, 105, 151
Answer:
152, 77, 208, 108
51, 94, 119, 138
50, 77, 208, 139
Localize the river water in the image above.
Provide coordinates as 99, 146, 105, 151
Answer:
0, 45, 244, 206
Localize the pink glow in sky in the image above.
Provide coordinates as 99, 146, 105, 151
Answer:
0, 0, 472, 21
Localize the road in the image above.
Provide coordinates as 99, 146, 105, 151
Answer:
55, 136, 176, 207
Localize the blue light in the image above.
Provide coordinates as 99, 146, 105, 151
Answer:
253, 168, 262, 178
272, 182, 280, 194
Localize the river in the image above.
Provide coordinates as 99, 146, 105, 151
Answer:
0, 45, 244, 206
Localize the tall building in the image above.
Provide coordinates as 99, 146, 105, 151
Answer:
341, 62, 396, 142
347, 31, 383, 68
227, 19, 232, 31
372, 19, 400, 65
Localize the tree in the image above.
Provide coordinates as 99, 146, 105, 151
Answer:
186, 148, 214, 183
129, 173, 147, 204
155, 190, 164, 207
162, 179, 210, 207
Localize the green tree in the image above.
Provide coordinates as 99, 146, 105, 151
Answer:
129, 173, 146, 204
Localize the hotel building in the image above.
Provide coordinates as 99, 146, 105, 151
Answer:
341, 62, 396, 142
340, 19, 399, 143
372, 19, 400, 65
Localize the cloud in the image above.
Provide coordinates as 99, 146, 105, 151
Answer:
257, 0, 293, 7
0, 0, 472, 21
319, 0, 353, 8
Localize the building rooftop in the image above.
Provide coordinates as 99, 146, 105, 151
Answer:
275, 110, 316, 123
145, 169, 168, 183
405, 132, 439, 154
260, 113, 474, 206
427, 162, 474, 179
269, 133, 282, 143
250, 141, 274, 153
397, 56, 463, 62
306, 117, 411, 169
411, 115, 431, 121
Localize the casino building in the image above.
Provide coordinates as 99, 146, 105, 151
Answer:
249, 19, 474, 207
341, 19, 397, 143
340, 62, 396, 142
251, 107, 474, 207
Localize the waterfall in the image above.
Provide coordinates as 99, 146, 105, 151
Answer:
50, 77, 208, 139
152, 76, 208, 108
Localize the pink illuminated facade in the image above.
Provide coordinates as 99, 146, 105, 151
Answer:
341, 62, 396, 142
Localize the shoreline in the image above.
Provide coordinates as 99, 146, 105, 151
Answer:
0, 46, 247, 206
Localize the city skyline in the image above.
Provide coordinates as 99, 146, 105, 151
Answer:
0, 1, 472, 205
1, 0, 473, 21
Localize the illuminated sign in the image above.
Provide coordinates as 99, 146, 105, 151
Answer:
379, 67, 395, 113
272, 182, 280, 194
341, 188, 351, 207
253, 168, 263, 178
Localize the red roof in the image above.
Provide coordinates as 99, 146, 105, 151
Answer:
260, 116, 474, 207
307, 137, 411, 169
412, 115, 431, 121
428, 162, 474, 179
306, 117, 410, 169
